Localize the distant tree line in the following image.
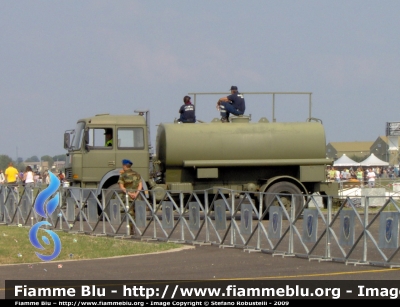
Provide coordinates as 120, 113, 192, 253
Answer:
0, 154, 66, 172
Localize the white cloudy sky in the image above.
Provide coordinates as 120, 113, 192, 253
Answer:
1, 0, 399, 160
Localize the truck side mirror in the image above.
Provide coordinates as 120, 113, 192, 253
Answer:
64, 133, 70, 149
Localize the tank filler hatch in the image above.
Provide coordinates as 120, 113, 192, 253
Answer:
230, 115, 251, 123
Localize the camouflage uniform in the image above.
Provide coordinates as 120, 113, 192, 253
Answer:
118, 167, 142, 217
118, 168, 141, 196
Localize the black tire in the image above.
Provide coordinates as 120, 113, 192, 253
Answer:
263, 182, 304, 220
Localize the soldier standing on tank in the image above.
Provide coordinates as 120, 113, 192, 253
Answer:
118, 159, 142, 235
178, 96, 196, 123
216, 86, 245, 123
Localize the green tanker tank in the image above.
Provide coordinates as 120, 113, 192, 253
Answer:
157, 119, 326, 166
152, 116, 338, 217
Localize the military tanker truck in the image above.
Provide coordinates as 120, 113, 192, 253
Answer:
63, 106, 338, 218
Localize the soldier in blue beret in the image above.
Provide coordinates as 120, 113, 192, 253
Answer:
122, 159, 132, 165
118, 159, 142, 235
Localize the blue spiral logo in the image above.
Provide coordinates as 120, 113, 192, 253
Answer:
28, 172, 62, 261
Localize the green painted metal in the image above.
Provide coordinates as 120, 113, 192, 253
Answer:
156, 121, 327, 167
65, 102, 338, 198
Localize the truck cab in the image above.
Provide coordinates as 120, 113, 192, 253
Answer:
63, 111, 151, 198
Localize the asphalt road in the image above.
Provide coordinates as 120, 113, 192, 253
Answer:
1, 243, 400, 299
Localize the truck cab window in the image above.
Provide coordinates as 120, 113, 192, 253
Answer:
86, 128, 113, 149
117, 128, 144, 149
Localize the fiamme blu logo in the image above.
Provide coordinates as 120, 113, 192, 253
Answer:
28, 172, 62, 261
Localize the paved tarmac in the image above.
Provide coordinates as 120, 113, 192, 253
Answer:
1, 242, 400, 299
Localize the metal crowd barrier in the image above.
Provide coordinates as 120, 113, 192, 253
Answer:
1, 184, 400, 268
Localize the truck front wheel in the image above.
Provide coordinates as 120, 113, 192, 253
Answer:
263, 182, 304, 220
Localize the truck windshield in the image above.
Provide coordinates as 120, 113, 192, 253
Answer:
70, 122, 85, 151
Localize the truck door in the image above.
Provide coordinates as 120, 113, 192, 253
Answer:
115, 127, 149, 182
82, 127, 116, 182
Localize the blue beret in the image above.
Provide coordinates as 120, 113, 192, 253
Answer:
122, 159, 133, 165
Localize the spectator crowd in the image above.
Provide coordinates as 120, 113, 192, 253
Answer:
327, 165, 399, 183
0, 162, 65, 187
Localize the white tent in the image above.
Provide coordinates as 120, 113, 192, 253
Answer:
359, 153, 389, 166
333, 154, 360, 167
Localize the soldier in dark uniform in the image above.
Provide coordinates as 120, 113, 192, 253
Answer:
216, 86, 245, 123
178, 96, 196, 123
118, 159, 142, 235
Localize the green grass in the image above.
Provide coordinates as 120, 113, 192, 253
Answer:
0, 225, 182, 265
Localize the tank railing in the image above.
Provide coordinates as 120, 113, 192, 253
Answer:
3, 185, 400, 268
188, 91, 313, 122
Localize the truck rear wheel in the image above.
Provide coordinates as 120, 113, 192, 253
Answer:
264, 182, 304, 220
